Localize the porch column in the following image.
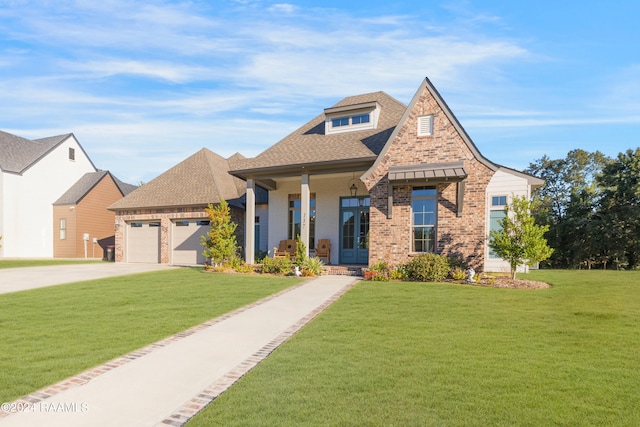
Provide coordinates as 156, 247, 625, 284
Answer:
300, 174, 310, 257
245, 178, 256, 264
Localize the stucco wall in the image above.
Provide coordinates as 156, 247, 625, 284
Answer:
267, 174, 367, 265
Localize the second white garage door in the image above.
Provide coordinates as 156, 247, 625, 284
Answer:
172, 220, 210, 265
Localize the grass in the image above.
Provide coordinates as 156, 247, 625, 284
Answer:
188, 270, 640, 426
0, 268, 302, 403
0, 259, 104, 269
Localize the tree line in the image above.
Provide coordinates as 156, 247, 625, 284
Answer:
525, 148, 640, 269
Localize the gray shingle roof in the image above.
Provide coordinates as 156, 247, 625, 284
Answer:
0, 131, 72, 174
53, 171, 138, 205
231, 91, 406, 174
109, 148, 247, 210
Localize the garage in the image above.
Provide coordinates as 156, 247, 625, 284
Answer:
127, 221, 161, 263
171, 219, 210, 265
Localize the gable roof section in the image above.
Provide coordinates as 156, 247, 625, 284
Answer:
0, 131, 96, 174
231, 91, 407, 178
109, 148, 246, 211
361, 77, 500, 182
53, 171, 138, 205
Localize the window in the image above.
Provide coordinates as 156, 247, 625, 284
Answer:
288, 194, 316, 249
331, 114, 371, 128
412, 187, 437, 252
149, 222, 161, 227
489, 195, 507, 258
352, 114, 370, 124
331, 117, 349, 127
131, 222, 143, 227
197, 220, 210, 226
68, 147, 75, 161
59, 218, 66, 240
175, 221, 189, 226
492, 195, 507, 207
417, 115, 433, 136
326, 108, 376, 135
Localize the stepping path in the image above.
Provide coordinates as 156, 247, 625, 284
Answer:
0, 275, 359, 427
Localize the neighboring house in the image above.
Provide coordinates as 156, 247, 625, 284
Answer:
53, 171, 137, 259
0, 131, 96, 258
230, 77, 543, 272
108, 148, 268, 265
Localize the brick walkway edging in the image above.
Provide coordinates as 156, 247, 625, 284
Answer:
0, 277, 359, 426
157, 277, 358, 426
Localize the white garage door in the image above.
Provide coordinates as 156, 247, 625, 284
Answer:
172, 220, 210, 265
127, 221, 161, 263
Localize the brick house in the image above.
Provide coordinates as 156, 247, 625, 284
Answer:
108, 148, 268, 265
53, 171, 137, 258
230, 77, 542, 272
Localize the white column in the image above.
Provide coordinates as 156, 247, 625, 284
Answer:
245, 178, 256, 264
300, 174, 310, 257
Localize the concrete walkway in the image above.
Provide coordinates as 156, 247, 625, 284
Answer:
0, 274, 359, 427
0, 263, 176, 294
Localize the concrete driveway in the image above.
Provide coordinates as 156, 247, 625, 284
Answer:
0, 263, 178, 295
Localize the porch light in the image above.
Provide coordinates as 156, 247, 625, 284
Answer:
349, 182, 358, 197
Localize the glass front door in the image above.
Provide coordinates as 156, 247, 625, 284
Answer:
339, 197, 370, 264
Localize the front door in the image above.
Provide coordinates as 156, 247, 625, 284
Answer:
339, 197, 370, 264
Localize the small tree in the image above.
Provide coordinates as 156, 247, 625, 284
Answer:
489, 195, 554, 279
200, 200, 238, 266
294, 235, 307, 267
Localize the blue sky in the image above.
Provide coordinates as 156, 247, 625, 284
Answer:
1, 0, 639, 184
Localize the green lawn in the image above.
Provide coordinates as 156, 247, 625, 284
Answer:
189, 270, 640, 427
0, 268, 302, 403
0, 259, 104, 269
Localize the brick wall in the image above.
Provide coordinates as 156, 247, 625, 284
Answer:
363, 86, 494, 270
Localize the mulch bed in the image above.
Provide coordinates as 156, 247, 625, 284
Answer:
454, 276, 550, 290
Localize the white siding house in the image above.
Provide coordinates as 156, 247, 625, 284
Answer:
484, 168, 541, 273
0, 131, 96, 258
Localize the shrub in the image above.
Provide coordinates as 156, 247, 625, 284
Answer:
389, 264, 409, 281
447, 256, 469, 271
300, 256, 323, 276
294, 235, 307, 267
406, 253, 451, 282
365, 260, 390, 281
450, 267, 467, 281
234, 264, 254, 274
261, 255, 293, 274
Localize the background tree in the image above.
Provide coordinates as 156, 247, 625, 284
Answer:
596, 148, 640, 269
200, 200, 238, 266
489, 195, 554, 279
526, 149, 609, 268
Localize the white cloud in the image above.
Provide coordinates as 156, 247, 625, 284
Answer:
269, 3, 296, 14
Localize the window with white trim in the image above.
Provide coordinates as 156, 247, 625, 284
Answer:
59, 218, 66, 240
489, 195, 507, 258
288, 194, 316, 249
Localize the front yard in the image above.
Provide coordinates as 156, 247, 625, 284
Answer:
0, 268, 301, 403
188, 270, 640, 426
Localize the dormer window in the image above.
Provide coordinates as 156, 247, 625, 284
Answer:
324, 101, 379, 135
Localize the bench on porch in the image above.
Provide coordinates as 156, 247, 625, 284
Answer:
314, 239, 331, 264
274, 239, 297, 258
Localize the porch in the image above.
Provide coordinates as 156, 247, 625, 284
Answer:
243, 171, 373, 266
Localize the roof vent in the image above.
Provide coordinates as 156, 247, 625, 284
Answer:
417, 115, 433, 137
